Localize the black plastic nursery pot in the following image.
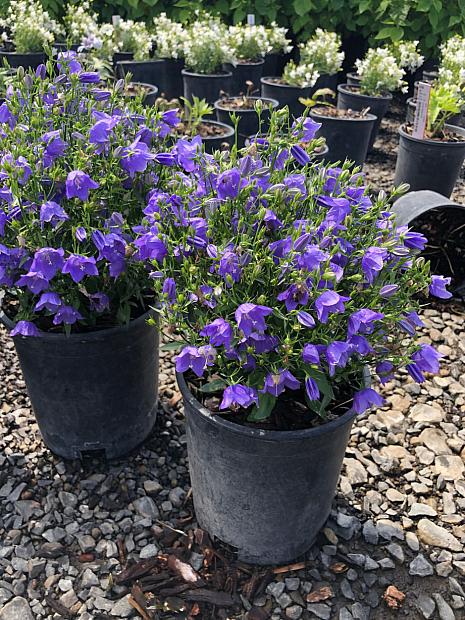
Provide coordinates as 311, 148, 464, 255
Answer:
214, 96, 279, 147
346, 72, 361, 87
263, 52, 287, 78
113, 51, 134, 66
0, 49, 46, 69
394, 124, 465, 198
260, 77, 313, 119
309, 107, 376, 167
0, 310, 159, 460
406, 97, 416, 124
125, 82, 159, 107
199, 120, 235, 153
337, 84, 392, 151
182, 69, 232, 106
178, 372, 357, 565
117, 58, 184, 101
313, 73, 339, 93
223, 59, 265, 96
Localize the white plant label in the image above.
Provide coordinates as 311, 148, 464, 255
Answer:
412, 81, 431, 139
247, 14, 255, 25
112, 14, 120, 26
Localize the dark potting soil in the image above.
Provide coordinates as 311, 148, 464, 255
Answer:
177, 121, 230, 138
188, 373, 356, 432
403, 122, 465, 143
217, 96, 266, 111
313, 105, 371, 120
124, 83, 153, 98
1, 291, 155, 334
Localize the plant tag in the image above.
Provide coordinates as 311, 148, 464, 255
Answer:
247, 14, 255, 25
112, 14, 120, 26
412, 81, 431, 139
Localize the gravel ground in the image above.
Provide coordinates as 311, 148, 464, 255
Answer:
1, 101, 465, 620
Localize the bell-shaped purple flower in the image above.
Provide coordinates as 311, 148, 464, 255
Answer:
34, 292, 62, 312
219, 250, 242, 285
290, 144, 310, 166
297, 311, 315, 328
362, 247, 387, 284
315, 290, 350, 324
376, 360, 394, 385
175, 345, 216, 378
379, 284, 398, 298
348, 308, 384, 338
326, 340, 351, 376
302, 343, 320, 365
62, 254, 98, 283
429, 275, 452, 299
162, 277, 176, 304
305, 377, 320, 401
217, 168, 242, 200
30, 248, 64, 281
235, 303, 273, 336
53, 305, 83, 325
411, 344, 441, 374
292, 116, 321, 141
277, 283, 309, 312
120, 137, 154, 178
89, 292, 110, 313
353, 388, 384, 414
78, 71, 101, 83
406, 363, 425, 383
40, 201, 69, 228
200, 318, 233, 349
66, 170, 99, 201
262, 369, 300, 397
11, 320, 41, 337
76, 227, 87, 242
403, 230, 427, 251
220, 384, 258, 410
16, 271, 49, 294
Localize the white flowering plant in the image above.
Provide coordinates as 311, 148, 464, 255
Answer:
265, 23, 293, 55
152, 13, 187, 60
63, 1, 99, 46
183, 15, 231, 74
389, 41, 424, 74
113, 19, 153, 61
282, 60, 319, 89
226, 24, 270, 63
355, 47, 406, 96
0, 0, 63, 53
300, 29, 344, 76
438, 35, 465, 106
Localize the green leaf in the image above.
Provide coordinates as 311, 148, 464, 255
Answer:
247, 392, 276, 422
160, 341, 183, 351
374, 26, 404, 41
199, 379, 227, 393
293, 0, 310, 17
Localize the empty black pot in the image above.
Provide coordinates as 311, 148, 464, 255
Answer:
117, 58, 183, 101
346, 72, 361, 87
178, 372, 357, 564
261, 76, 313, 119
0, 49, 46, 69
0, 310, 159, 460
337, 84, 392, 150
310, 107, 376, 167
223, 59, 265, 96
182, 69, 232, 105
394, 124, 465, 198
214, 96, 279, 147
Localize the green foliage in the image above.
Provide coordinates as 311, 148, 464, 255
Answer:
427, 85, 462, 137
75, 0, 465, 56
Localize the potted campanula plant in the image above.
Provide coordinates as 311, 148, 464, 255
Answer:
0, 0, 63, 69
182, 15, 232, 105
263, 23, 293, 77
151, 109, 446, 564
299, 29, 344, 92
151, 13, 188, 100
177, 96, 235, 153
261, 59, 320, 118
338, 47, 405, 150
394, 83, 465, 197
0, 55, 180, 459
223, 24, 269, 95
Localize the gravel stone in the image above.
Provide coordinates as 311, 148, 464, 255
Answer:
417, 519, 462, 551
409, 554, 434, 577
432, 593, 456, 620
0, 597, 34, 620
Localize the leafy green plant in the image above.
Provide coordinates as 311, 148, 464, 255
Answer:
181, 96, 212, 133
427, 84, 462, 137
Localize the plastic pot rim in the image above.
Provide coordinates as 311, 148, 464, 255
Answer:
224, 59, 265, 68
198, 119, 235, 139
337, 84, 393, 102
260, 76, 310, 90
116, 58, 164, 68
310, 108, 377, 122
398, 123, 465, 147
0, 301, 156, 342
176, 371, 358, 443
182, 69, 232, 79
213, 96, 279, 112
127, 81, 159, 94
